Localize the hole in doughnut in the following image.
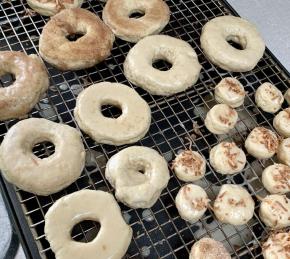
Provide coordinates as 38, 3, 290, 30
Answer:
32, 141, 55, 158
0, 73, 15, 87
226, 35, 246, 50
152, 59, 172, 71
129, 10, 145, 19
66, 33, 85, 42
71, 220, 100, 243
101, 104, 122, 118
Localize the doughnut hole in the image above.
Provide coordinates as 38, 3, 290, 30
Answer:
129, 9, 145, 19
0, 73, 15, 87
66, 32, 85, 42
226, 35, 247, 50
71, 220, 100, 243
101, 103, 123, 118
32, 141, 55, 158
152, 58, 172, 71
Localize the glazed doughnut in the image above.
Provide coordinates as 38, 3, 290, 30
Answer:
204, 104, 238, 134
274, 108, 290, 138
284, 89, 290, 105
0, 118, 85, 196
171, 150, 206, 182
105, 146, 170, 208
189, 238, 231, 259
175, 184, 209, 223
255, 83, 284, 113
102, 0, 170, 42
27, 0, 83, 16
213, 184, 255, 225
259, 194, 290, 229
214, 77, 246, 107
277, 138, 290, 166
45, 190, 132, 259
200, 16, 265, 72
209, 142, 246, 175
262, 232, 290, 259
124, 35, 201, 96
74, 82, 151, 146
0, 51, 49, 120
245, 127, 279, 159
262, 164, 290, 194
39, 8, 114, 71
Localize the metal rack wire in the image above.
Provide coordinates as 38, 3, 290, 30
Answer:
0, 0, 289, 258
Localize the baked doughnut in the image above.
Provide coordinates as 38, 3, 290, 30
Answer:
0, 118, 85, 195
285, 89, 290, 105
124, 35, 201, 96
0, 51, 49, 120
74, 82, 151, 146
39, 8, 114, 71
204, 104, 238, 134
27, 0, 83, 16
213, 184, 254, 225
105, 146, 169, 208
274, 108, 290, 138
259, 194, 290, 229
262, 164, 290, 194
45, 190, 132, 259
255, 83, 284, 113
245, 127, 279, 159
209, 142, 246, 175
102, 0, 170, 42
262, 232, 290, 259
200, 16, 265, 72
171, 150, 206, 182
189, 238, 231, 259
277, 138, 290, 166
175, 184, 209, 223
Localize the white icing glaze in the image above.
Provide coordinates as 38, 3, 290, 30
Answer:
277, 138, 290, 166
273, 108, 290, 137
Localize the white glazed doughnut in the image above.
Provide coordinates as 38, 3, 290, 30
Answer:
171, 150, 206, 182
277, 138, 290, 166
213, 184, 255, 225
259, 194, 290, 229
262, 164, 290, 194
102, 0, 170, 42
27, 0, 83, 16
124, 35, 201, 96
74, 82, 151, 146
105, 146, 170, 208
0, 118, 85, 196
209, 142, 246, 175
204, 104, 238, 134
175, 184, 209, 223
245, 127, 279, 159
200, 16, 265, 72
284, 89, 290, 105
45, 190, 132, 259
273, 108, 290, 137
255, 83, 284, 113
262, 232, 290, 259
214, 77, 246, 107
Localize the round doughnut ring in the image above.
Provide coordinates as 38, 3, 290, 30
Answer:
45, 190, 132, 259
124, 35, 201, 96
102, 0, 170, 43
74, 82, 151, 146
105, 146, 170, 208
0, 118, 85, 196
200, 16, 265, 72
27, 0, 84, 17
0, 51, 49, 121
39, 8, 114, 71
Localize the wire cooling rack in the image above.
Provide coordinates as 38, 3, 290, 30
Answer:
0, 0, 289, 258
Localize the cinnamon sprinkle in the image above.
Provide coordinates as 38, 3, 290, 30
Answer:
228, 198, 246, 207
221, 142, 240, 169
224, 78, 244, 95
172, 150, 203, 175
256, 127, 278, 152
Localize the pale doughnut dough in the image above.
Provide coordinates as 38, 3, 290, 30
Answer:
74, 82, 151, 146
205, 104, 238, 134
262, 164, 290, 194
45, 190, 132, 259
0, 118, 85, 196
284, 89, 290, 105
172, 150, 206, 182
105, 146, 170, 208
274, 108, 290, 138
189, 238, 231, 259
175, 184, 209, 223
262, 232, 290, 259
245, 127, 279, 159
259, 194, 290, 229
214, 77, 246, 108
255, 83, 284, 113
124, 35, 201, 96
210, 142, 246, 175
277, 138, 290, 166
213, 184, 254, 225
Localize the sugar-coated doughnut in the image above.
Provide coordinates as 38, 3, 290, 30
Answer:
262, 232, 290, 259
273, 108, 290, 138
277, 138, 290, 166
